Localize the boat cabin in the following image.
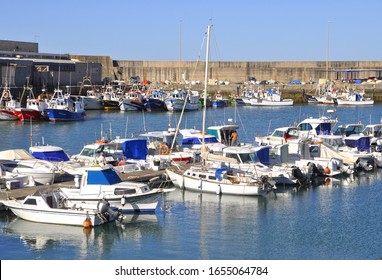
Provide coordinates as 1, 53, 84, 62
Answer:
333, 123, 363, 137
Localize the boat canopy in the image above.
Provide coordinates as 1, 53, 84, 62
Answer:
30, 148, 70, 161
121, 139, 148, 160
0, 149, 35, 160
344, 136, 370, 152
87, 168, 122, 185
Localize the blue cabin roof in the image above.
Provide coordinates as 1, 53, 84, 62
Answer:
87, 168, 122, 185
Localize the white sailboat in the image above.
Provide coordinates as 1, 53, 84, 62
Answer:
166, 25, 272, 196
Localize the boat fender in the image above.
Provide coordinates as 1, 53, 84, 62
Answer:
121, 196, 126, 206
216, 184, 221, 195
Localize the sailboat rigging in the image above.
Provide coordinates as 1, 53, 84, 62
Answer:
165, 25, 273, 196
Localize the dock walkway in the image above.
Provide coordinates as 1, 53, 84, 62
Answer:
0, 169, 165, 207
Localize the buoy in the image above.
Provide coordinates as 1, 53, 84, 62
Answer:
83, 217, 92, 228
324, 167, 330, 174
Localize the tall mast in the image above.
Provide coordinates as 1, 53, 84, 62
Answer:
201, 24, 211, 146
325, 21, 330, 82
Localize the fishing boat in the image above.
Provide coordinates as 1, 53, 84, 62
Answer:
164, 89, 200, 111
2, 190, 124, 227
101, 85, 121, 110
247, 88, 293, 106
334, 90, 374, 106
119, 89, 146, 111
144, 90, 167, 111
45, 89, 85, 121
76, 76, 103, 110
0, 83, 19, 121
211, 93, 228, 107
12, 85, 49, 121
59, 165, 174, 213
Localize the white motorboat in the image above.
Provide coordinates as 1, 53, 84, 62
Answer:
2, 190, 124, 227
0, 149, 63, 185
0, 164, 34, 190
59, 165, 174, 213
166, 163, 272, 196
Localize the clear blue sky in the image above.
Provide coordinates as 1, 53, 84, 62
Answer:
2, 0, 381, 62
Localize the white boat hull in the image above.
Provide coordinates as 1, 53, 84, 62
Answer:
166, 168, 264, 196
3, 200, 104, 226
249, 99, 293, 106
60, 187, 165, 213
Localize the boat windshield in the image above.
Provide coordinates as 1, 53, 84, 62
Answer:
225, 152, 259, 164
238, 152, 259, 164
87, 168, 122, 185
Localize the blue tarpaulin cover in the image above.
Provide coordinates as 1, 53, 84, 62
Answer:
215, 167, 229, 181
31, 151, 70, 161
121, 139, 148, 160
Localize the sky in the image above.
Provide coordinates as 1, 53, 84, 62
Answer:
1, 0, 382, 62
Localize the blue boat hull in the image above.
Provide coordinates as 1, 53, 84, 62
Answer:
144, 98, 167, 111
46, 109, 85, 121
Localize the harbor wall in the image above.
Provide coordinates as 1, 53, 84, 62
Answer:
110, 60, 382, 84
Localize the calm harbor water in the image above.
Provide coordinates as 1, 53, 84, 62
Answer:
1, 104, 382, 260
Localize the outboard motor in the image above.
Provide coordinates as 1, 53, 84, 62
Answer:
97, 198, 125, 223
291, 166, 308, 183
355, 158, 375, 172
260, 175, 276, 192
307, 162, 324, 177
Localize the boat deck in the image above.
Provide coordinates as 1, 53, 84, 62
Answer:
0, 169, 165, 208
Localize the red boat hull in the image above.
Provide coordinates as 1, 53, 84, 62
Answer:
13, 108, 48, 121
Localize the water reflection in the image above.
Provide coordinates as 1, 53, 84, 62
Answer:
1, 212, 161, 259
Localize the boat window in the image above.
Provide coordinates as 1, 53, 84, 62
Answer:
3, 163, 18, 168
204, 137, 218, 143
309, 146, 319, 153
226, 153, 240, 162
199, 174, 206, 179
114, 188, 136, 195
24, 198, 37, 205
80, 148, 95, 157
272, 130, 284, 137
299, 123, 313, 131
208, 176, 217, 180
317, 123, 332, 135
240, 152, 258, 164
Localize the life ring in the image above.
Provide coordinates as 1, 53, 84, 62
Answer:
160, 144, 169, 155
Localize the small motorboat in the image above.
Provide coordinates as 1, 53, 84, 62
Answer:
2, 190, 124, 227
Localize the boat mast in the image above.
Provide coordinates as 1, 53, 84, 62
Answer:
325, 21, 330, 82
202, 24, 212, 138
